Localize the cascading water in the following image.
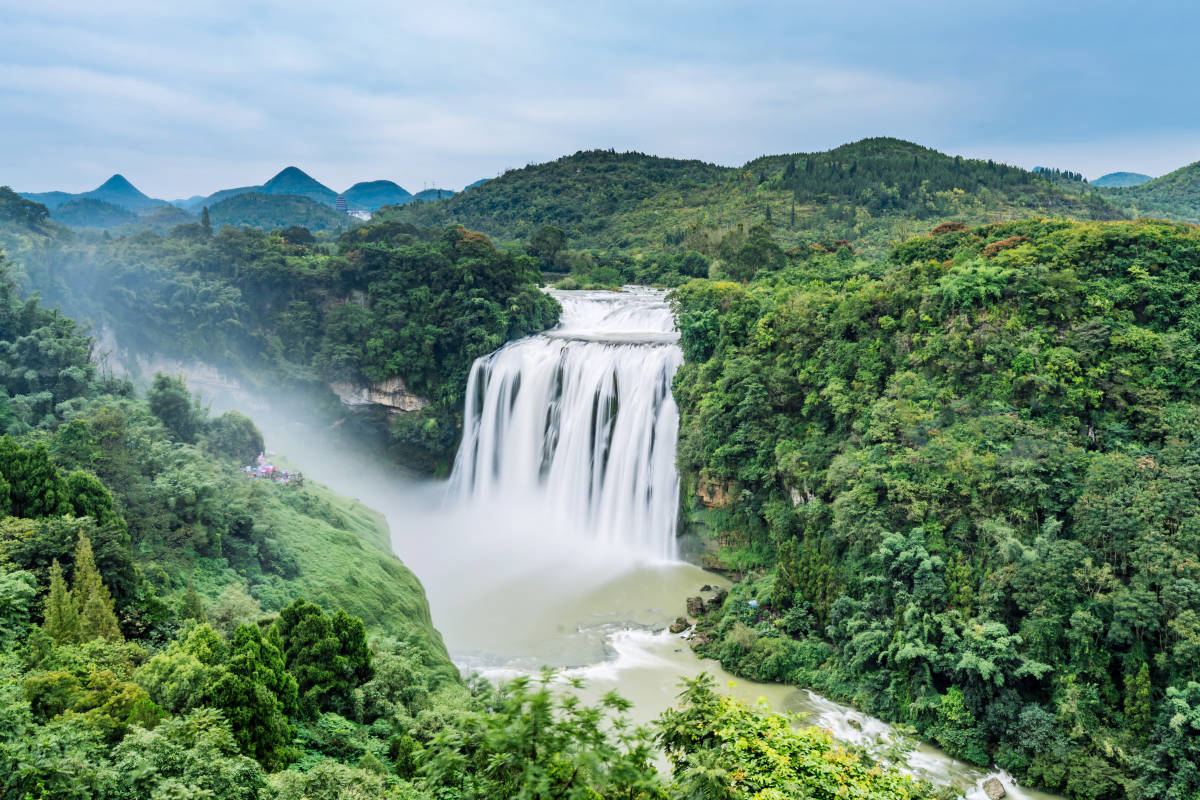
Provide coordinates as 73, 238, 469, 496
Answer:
449, 288, 682, 560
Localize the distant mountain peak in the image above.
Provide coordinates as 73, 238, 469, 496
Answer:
91, 174, 149, 198
96, 174, 137, 191
262, 167, 337, 200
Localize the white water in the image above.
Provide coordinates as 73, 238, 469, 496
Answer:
450, 288, 682, 560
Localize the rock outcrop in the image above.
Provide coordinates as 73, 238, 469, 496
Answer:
982, 777, 1006, 799
330, 377, 430, 413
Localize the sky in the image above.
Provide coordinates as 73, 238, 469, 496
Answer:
2, 0, 1198, 198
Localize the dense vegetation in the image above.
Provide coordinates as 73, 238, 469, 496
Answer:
51, 198, 137, 229
0, 238, 934, 799
1101, 161, 1200, 222
0, 200, 560, 467
207, 191, 354, 232
381, 139, 1123, 260
672, 219, 1200, 798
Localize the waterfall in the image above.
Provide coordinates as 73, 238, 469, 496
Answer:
449, 288, 683, 560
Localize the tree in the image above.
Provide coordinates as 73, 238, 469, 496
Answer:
0, 436, 69, 518
182, 582, 206, 622
528, 225, 567, 269
422, 672, 665, 800
207, 623, 297, 769
147, 373, 203, 443
71, 531, 122, 642
202, 411, 263, 465
1126, 661, 1153, 740
43, 558, 80, 644
201, 206, 212, 237
274, 598, 348, 717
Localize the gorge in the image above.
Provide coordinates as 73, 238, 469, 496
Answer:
134, 286, 1059, 800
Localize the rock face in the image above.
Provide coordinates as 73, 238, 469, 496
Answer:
330, 377, 430, 413
982, 777, 1006, 800
697, 478, 732, 508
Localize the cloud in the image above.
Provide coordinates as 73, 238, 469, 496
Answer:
0, 1, 1197, 197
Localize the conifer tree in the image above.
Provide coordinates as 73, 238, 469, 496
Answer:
72, 532, 122, 642
201, 206, 212, 236
43, 558, 80, 644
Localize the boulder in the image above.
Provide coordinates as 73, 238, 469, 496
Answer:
686, 596, 705, 617
982, 777, 1006, 800
669, 617, 689, 634
707, 588, 728, 611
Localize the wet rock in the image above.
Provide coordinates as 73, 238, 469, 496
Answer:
706, 588, 728, 611
846, 718, 862, 732
700, 584, 713, 592
686, 596, 705, 616
669, 617, 689, 634
983, 777, 1006, 800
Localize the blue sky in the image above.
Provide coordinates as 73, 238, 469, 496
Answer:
2, 0, 1197, 198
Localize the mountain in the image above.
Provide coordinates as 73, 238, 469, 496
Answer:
82, 173, 167, 211
1093, 171, 1153, 187
463, 178, 490, 190
207, 191, 353, 231
1098, 161, 1200, 221
261, 165, 338, 204
22, 173, 167, 212
342, 179, 412, 210
19, 190, 74, 210
186, 166, 340, 211
378, 138, 1123, 254
411, 188, 455, 202
50, 197, 137, 228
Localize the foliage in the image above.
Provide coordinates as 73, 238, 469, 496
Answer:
18, 221, 558, 467
1101, 160, 1200, 222
207, 191, 353, 233
378, 139, 1122, 258
659, 673, 937, 799
674, 219, 1200, 798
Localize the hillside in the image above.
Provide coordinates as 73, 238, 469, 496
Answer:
207, 191, 351, 231
379, 138, 1124, 255
1100, 160, 1200, 221
23, 174, 168, 212
673, 218, 1200, 799
342, 179, 412, 209
188, 167, 340, 211
1093, 171, 1153, 187
51, 197, 137, 228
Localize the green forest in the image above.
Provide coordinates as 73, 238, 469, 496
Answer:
0, 190, 560, 468
380, 139, 1123, 258
672, 219, 1200, 799
0, 240, 937, 800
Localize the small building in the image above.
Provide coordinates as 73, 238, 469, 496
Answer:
335, 195, 348, 212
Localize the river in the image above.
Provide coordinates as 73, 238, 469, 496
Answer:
104, 288, 1060, 800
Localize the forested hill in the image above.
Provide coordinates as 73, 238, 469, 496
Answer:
673, 218, 1200, 799
1100, 160, 1200, 222
0, 195, 561, 468
379, 138, 1124, 254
